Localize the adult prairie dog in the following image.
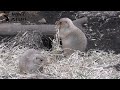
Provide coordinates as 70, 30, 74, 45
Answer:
55, 18, 87, 56
19, 49, 47, 74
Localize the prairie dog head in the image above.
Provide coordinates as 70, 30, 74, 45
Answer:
55, 18, 74, 30
19, 49, 49, 74
31, 54, 47, 66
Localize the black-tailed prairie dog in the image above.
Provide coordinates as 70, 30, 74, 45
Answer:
19, 49, 47, 74
55, 18, 87, 56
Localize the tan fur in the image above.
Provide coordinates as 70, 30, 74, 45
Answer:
55, 18, 87, 56
19, 49, 47, 74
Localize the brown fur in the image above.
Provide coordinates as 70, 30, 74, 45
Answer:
55, 18, 87, 56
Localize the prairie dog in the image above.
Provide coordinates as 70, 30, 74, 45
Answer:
55, 18, 87, 56
38, 18, 47, 24
19, 49, 47, 74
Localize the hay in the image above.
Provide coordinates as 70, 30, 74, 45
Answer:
0, 30, 120, 79
1, 30, 44, 51
0, 43, 120, 79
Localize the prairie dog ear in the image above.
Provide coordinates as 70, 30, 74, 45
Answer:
64, 21, 67, 23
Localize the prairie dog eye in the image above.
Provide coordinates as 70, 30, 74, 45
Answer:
62, 21, 68, 25
36, 57, 43, 61
57, 21, 62, 25
64, 21, 67, 23
40, 59, 43, 62
34, 57, 44, 64
60, 22, 62, 24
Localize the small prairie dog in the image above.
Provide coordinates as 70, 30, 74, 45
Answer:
19, 49, 47, 74
55, 18, 87, 56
